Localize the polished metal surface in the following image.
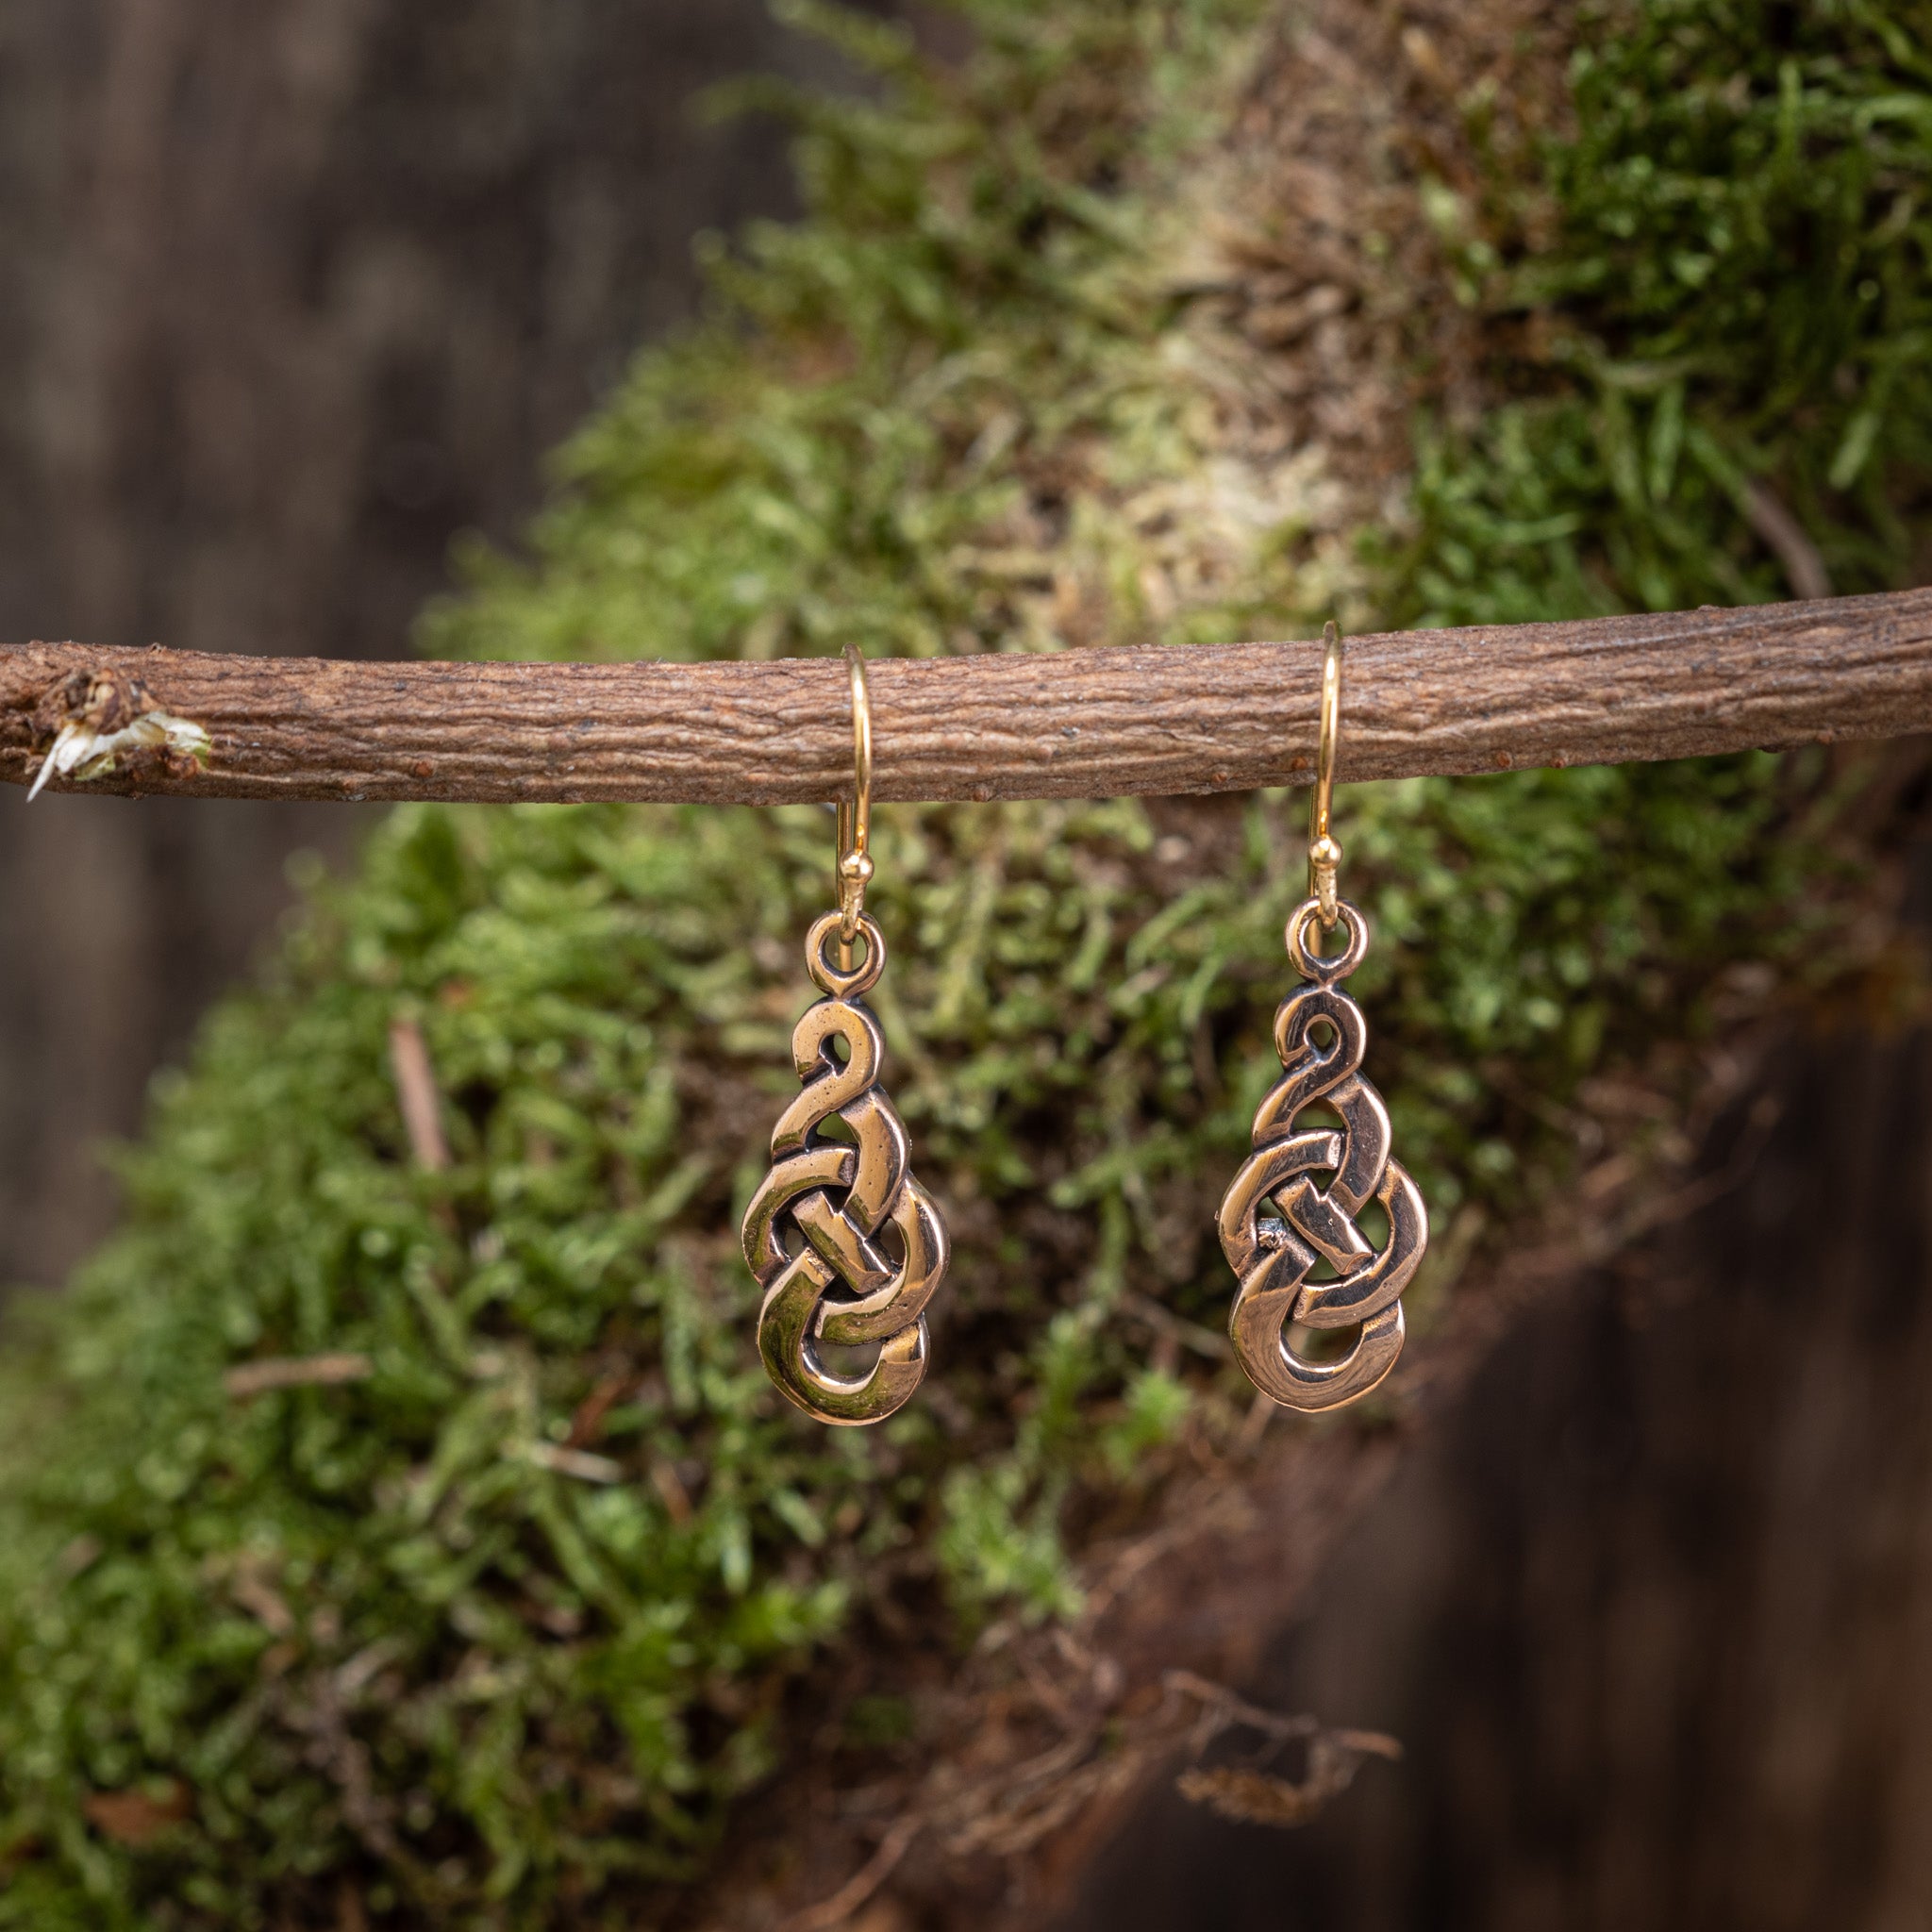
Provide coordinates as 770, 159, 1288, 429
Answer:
744, 646, 945, 1424
744, 913, 947, 1424
1308, 619, 1344, 927
834, 641, 875, 970
1220, 895, 1428, 1412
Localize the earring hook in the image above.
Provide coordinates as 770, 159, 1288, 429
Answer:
1308, 620, 1343, 928
836, 642, 874, 969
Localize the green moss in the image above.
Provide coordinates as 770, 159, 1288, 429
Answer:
3, 1, 1929, 1924
1395, 0, 1932, 623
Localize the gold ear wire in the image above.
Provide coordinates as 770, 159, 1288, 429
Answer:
1308, 620, 1343, 929
835, 642, 874, 970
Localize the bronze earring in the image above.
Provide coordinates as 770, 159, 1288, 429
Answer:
741, 645, 948, 1424
1217, 625, 1429, 1410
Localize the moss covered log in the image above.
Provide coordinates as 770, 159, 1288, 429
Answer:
5, 1, 1932, 1924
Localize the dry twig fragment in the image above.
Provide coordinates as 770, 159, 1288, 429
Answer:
1175, 1728, 1403, 1829
387, 1018, 451, 1173
1164, 1669, 1401, 1830
225, 1353, 375, 1399
526, 1442, 625, 1485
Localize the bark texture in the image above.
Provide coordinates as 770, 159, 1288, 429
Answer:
0, 0, 841, 1283
7, 589, 1929, 807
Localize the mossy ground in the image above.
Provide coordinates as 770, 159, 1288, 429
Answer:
3, 1, 1931, 1924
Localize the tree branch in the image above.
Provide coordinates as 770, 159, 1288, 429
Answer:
4, 589, 1929, 808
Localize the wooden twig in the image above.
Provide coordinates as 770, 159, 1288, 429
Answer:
3, 589, 1929, 808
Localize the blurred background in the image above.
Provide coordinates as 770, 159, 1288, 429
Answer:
0, 0, 890, 1285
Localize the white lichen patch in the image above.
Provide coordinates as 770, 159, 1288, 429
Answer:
27, 675, 211, 800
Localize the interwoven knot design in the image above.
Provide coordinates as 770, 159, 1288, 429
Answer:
742, 913, 948, 1424
1220, 899, 1428, 1411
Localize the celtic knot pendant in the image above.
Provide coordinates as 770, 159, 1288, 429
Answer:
1220, 898, 1428, 1412
742, 911, 948, 1425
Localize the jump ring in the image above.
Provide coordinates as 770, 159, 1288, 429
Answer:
807, 910, 886, 997
1285, 896, 1367, 982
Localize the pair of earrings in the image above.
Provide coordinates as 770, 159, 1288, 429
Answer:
741, 630, 1428, 1426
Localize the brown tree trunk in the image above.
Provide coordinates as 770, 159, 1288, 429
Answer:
0, 0, 843, 1283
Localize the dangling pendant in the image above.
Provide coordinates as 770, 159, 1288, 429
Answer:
1220, 897, 1427, 1409
743, 912, 946, 1424
741, 647, 949, 1425
1219, 625, 1427, 1411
